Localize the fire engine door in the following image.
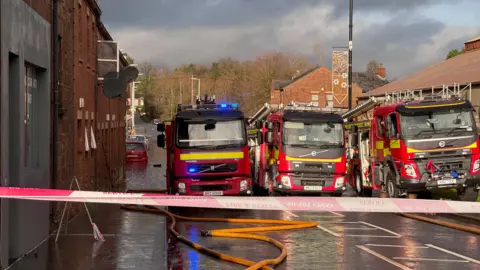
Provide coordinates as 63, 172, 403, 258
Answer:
374, 115, 386, 161
385, 113, 401, 157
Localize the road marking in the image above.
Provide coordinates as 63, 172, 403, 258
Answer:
318, 221, 402, 238
341, 227, 377, 230
328, 211, 345, 217
356, 245, 411, 270
359, 221, 402, 237
366, 244, 428, 249
317, 225, 341, 237
283, 210, 298, 217
425, 244, 480, 265
393, 257, 468, 263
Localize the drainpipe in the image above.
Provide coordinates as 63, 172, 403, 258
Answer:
52, 0, 59, 224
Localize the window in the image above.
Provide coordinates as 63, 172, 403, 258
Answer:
326, 94, 333, 108
24, 64, 39, 167
387, 113, 398, 138
376, 116, 384, 138
311, 94, 318, 101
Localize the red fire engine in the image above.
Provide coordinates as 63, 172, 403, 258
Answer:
156, 95, 254, 196
249, 102, 347, 196
344, 93, 480, 201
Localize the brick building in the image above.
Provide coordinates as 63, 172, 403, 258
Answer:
0, 0, 129, 267
270, 66, 388, 109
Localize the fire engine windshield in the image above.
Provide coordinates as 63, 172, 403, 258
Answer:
176, 119, 246, 148
399, 109, 476, 137
282, 121, 344, 147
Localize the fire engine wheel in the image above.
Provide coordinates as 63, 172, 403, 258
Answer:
457, 187, 479, 202
354, 169, 363, 194
385, 169, 400, 198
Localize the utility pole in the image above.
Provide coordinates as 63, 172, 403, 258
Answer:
191, 74, 194, 104
179, 80, 182, 104
348, 0, 353, 110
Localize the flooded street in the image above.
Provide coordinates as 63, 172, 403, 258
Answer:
7, 123, 479, 270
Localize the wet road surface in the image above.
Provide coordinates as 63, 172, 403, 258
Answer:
7, 122, 480, 270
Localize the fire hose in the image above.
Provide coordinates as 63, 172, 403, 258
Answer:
122, 189, 318, 270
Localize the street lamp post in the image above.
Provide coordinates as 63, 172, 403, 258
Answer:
128, 65, 143, 131
348, 0, 353, 110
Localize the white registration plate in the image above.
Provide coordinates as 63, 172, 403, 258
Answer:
437, 179, 457, 185
304, 186, 322, 191
203, 191, 223, 196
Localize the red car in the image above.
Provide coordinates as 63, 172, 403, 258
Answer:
126, 140, 148, 163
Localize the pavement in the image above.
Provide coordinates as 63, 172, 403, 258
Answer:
6, 120, 480, 270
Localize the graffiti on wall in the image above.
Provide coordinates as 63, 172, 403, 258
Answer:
332, 48, 349, 106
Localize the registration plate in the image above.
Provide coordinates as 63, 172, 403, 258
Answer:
437, 179, 457, 185
203, 191, 223, 196
304, 186, 322, 191
127, 155, 137, 158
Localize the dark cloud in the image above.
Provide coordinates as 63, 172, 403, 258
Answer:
99, 0, 478, 78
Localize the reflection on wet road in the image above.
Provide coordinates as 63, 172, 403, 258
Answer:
7, 122, 480, 270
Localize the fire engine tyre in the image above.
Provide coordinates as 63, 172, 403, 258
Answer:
385, 169, 400, 198
354, 168, 373, 197
457, 187, 479, 202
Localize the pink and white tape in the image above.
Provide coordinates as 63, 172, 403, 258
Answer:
0, 187, 479, 213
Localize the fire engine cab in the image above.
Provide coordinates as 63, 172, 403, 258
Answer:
249, 102, 347, 196
156, 95, 253, 196
344, 92, 480, 201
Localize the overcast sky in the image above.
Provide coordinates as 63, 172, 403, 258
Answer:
98, 0, 480, 79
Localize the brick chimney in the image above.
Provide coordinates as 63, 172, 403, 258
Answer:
377, 63, 386, 79
464, 36, 480, 52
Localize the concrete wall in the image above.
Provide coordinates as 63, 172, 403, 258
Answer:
0, 0, 51, 268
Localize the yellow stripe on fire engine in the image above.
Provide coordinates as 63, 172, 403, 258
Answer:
375, 141, 384, 150
180, 152, 244, 160
383, 148, 391, 156
390, 139, 400, 149
406, 142, 477, 153
286, 156, 342, 163
404, 101, 465, 109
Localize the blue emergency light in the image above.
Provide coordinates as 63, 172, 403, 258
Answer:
188, 167, 197, 173
232, 103, 238, 108
220, 104, 227, 108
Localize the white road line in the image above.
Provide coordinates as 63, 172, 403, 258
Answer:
283, 210, 299, 217
366, 244, 428, 249
356, 245, 411, 270
425, 244, 480, 265
328, 211, 345, 217
393, 257, 469, 263
359, 221, 402, 237
317, 225, 341, 237
344, 235, 402, 238
342, 228, 378, 230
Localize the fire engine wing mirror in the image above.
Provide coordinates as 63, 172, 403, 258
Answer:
265, 131, 273, 144
157, 134, 166, 148
266, 121, 274, 131
255, 120, 263, 129
157, 123, 166, 132
257, 130, 263, 144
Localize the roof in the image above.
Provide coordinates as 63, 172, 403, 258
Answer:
365, 48, 480, 97
176, 109, 244, 120
466, 36, 480, 43
272, 66, 388, 93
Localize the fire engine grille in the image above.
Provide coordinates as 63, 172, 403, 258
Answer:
195, 163, 237, 173
190, 184, 232, 192
292, 173, 333, 186
438, 162, 463, 171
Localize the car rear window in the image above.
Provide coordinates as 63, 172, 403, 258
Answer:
126, 143, 145, 150
128, 136, 145, 142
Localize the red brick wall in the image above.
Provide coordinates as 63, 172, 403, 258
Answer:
270, 67, 362, 107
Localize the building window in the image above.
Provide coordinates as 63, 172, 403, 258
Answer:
24, 63, 39, 167
311, 94, 318, 101
326, 94, 333, 108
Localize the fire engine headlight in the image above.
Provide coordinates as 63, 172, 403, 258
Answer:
335, 176, 345, 188
404, 164, 417, 177
240, 180, 248, 191
178, 182, 186, 190
473, 160, 480, 172
281, 176, 291, 188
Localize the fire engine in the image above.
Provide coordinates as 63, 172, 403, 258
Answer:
156, 95, 253, 196
248, 102, 347, 196
344, 91, 480, 201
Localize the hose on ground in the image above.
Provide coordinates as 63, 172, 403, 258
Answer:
121, 189, 318, 270
397, 213, 480, 235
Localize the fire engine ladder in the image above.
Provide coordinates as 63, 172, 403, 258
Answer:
342, 97, 381, 120
384, 83, 472, 104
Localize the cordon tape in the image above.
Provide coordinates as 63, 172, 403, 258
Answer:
0, 187, 479, 213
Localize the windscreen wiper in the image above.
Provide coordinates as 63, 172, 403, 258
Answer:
318, 143, 343, 149
445, 127, 470, 137
213, 143, 242, 149
286, 144, 317, 148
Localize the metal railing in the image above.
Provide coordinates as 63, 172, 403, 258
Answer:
384, 83, 472, 104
